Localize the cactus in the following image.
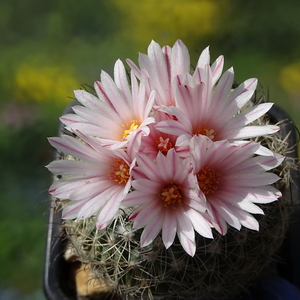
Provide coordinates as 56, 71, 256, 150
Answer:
55, 100, 295, 300
47, 40, 298, 299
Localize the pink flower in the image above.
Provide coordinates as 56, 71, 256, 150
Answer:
127, 40, 223, 107
156, 67, 279, 144
60, 59, 155, 149
46, 133, 134, 229
149, 41, 279, 147
189, 135, 283, 235
138, 123, 178, 159
123, 149, 213, 257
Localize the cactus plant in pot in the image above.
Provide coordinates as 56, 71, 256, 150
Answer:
43, 40, 300, 300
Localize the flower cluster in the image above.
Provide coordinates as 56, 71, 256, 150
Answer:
47, 40, 283, 256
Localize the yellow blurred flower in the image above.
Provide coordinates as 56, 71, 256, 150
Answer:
113, 0, 228, 49
279, 62, 300, 95
15, 63, 80, 106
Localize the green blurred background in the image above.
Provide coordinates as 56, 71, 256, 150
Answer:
0, 0, 299, 299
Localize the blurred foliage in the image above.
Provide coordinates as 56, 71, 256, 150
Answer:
0, 0, 300, 298
219, 0, 300, 57
280, 62, 300, 95
15, 61, 79, 107
112, 0, 229, 50
0, 0, 120, 43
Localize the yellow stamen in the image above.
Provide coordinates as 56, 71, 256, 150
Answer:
197, 167, 222, 195
160, 183, 183, 209
156, 137, 173, 155
195, 124, 216, 141
122, 120, 140, 139
107, 159, 130, 184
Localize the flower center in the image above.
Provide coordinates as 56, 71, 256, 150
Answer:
156, 137, 173, 155
160, 183, 183, 209
107, 159, 130, 184
197, 167, 221, 195
195, 124, 216, 141
122, 120, 140, 139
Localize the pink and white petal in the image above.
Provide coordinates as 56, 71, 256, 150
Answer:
126, 58, 142, 79
175, 133, 192, 148
46, 160, 102, 177
160, 105, 193, 132
223, 125, 280, 140
232, 103, 274, 127
76, 185, 122, 220
189, 136, 210, 170
144, 90, 156, 118
211, 55, 224, 86
221, 89, 255, 122
176, 207, 195, 242
94, 81, 115, 111
177, 230, 196, 257
131, 178, 161, 194
219, 185, 281, 204
255, 144, 277, 156
114, 59, 132, 108
224, 171, 281, 187
100, 71, 132, 120
207, 204, 228, 235
131, 72, 143, 114
230, 140, 274, 156
162, 209, 177, 249
227, 78, 258, 105
174, 84, 195, 119
197, 139, 233, 167
65, 123, 114, 139
228, 154, 284, 174
76, 195, 105, 220
156, 119, 189, 137
122, 190, 151, 207
96, 189, 124, 228
173, 160, 193, 184
62, 198, 92, 219
138, 53, 153, 78
68, 180, 115, 200
170, 40, 190, 79
48, 135, 105, 162
196, 46, 210, 69
187, 197, 207, 213
248, 186, 282, 203
235, 200, 264, 215
73, 90, 103, 111
50, 176, 101, 198
200, 65, 212, 113
140, 215, 164, 247
72, 106, 118, 130
60, 113, 86, 126
147, 41, 170, 97
228, 206, 259, 231
186, 209, 213, 239
156, 150, 180, 181
211, 67, 234, 114
210, 198, 242, 230
135, 154, 161, 181
132, 199, 162, 229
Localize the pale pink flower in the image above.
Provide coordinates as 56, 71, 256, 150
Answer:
60, 59, 155, 149
127, 40, 224, 107
46, 133, 134, 229
138, 123, 178, 159
123, 149, 213, 257
189, 135, 283, 235
156, 67, 279, 145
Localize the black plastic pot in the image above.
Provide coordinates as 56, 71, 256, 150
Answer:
43, 104, 300, 299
